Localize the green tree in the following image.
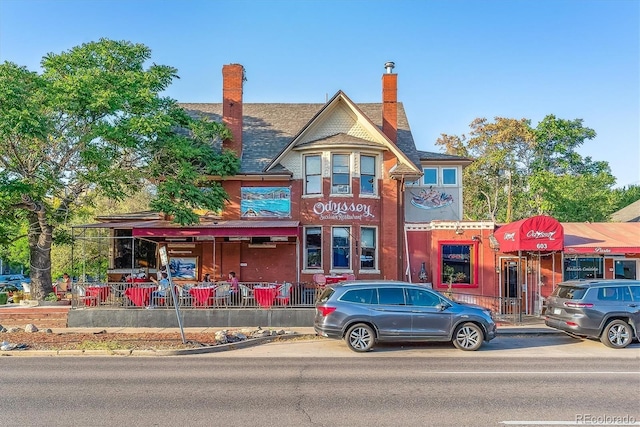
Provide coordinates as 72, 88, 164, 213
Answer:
437, 117, 535, 222
530, 171, 616, 222
437, 115, 618, 223
0, 39, 239, 300
611, 184, 640, 214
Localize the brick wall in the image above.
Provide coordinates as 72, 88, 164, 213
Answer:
0, 307, 69, 328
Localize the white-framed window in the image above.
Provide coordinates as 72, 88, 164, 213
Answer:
305, 155, 322, 195
331, 154, 351, 194
304, 226, 322, 269
332, 226, 350, 269
422, 168, 438, 185
360, 154, 376, 195
360, 227, 377, 270
442, 167, 457, 185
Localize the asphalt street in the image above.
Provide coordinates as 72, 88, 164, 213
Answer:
1, 350, 638, 427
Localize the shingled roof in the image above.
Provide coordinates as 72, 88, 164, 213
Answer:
179, 102, 423, 174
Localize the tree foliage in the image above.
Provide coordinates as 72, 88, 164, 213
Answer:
437, 114, 619, 223
0, 39, 239, 298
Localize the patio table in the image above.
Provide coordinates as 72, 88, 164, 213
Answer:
189, 286, 217, 307
124, 286, 155, 307
254, 285, 279, 308
325, 275, 348, 284
85, 286, 111, 306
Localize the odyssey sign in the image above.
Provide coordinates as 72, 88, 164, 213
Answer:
313, 200, 374, 221
503, 230, 557, 241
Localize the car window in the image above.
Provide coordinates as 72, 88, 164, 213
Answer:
377, 287, 405, 305
341, 288, 378, 304
631, 286, 640, 301
406, 288, 440, 307
596, 286, 631, 302
553, 286, 587, 300
317, 287, 335, 304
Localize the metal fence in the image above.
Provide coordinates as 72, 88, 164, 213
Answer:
67, 282, 523, 323
69, 281, 321, 310
445, 291, 522, 324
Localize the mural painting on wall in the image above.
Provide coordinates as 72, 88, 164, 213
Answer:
241, 187, 291, 218
169, 257, 197, 280
405, 186, 459, 222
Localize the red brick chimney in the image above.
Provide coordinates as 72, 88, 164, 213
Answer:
382, 61, 397, 144
222, 64, 244, 158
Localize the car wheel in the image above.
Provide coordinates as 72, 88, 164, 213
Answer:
345, 323, 375, 352
600, 319, 632, 349
452, 322, 484, 351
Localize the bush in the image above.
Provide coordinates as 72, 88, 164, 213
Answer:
45, 292, 59, 302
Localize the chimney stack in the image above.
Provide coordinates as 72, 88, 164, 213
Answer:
382, 61, 397, 144
222, 64, 245, 159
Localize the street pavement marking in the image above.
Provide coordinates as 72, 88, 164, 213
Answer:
500, 422, 640, 426
424, 371, 640, 375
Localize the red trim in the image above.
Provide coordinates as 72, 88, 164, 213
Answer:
436, 240, 480, 289
132, 227, 300, 238
564, 247, 638, 254
495, 215, 563, 252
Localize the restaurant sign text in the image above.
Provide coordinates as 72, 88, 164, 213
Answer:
313, 200, 375, 221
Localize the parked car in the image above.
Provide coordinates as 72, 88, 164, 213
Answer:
544, 279, 640, 348
0, 274, 26, 291
314, 280, 496, 352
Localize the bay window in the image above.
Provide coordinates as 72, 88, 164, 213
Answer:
332, 154, 350, 194
360, 155, 376, 195
305, 155, 322, 195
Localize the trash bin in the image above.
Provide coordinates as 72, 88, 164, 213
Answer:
0, 292, 8, 305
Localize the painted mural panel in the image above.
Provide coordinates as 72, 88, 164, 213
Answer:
241, 187, 291, 218
405, 186, 460, 222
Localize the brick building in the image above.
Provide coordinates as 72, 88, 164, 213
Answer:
86, 62, 471, 287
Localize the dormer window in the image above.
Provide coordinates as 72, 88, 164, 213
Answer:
331, 154, 351, 195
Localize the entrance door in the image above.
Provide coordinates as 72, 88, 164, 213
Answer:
501, 258, 526, 315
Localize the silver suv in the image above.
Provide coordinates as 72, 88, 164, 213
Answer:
314, 280, 496, 352
545, 279, 640, 348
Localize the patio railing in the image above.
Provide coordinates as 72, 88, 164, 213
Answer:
444, 291, 522, 324
69, 281, 321, 310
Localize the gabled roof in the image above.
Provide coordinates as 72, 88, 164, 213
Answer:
180, 98, 423, 175
610, 199, 640, 222
265, 91, 420, 176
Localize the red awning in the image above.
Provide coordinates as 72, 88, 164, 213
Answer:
495, 215, 564, 252
563, 223, 640, 254
74, 219, 300, 238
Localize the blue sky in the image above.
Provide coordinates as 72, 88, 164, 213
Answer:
1, 0, 638, 188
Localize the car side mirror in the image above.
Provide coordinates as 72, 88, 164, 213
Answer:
436, 301, 451, 311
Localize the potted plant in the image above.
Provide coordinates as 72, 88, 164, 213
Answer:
11, 290, 24, 304
443, 266, 466, 300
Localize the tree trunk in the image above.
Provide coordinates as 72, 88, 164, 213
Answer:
26, 210, 54, 301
